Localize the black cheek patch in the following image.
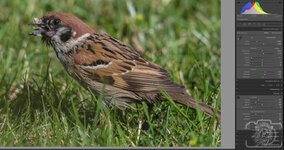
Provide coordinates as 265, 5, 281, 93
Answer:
60, 30, 73, 42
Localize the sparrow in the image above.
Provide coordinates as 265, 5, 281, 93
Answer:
29, 12, 221, 121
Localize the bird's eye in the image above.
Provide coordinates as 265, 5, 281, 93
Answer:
53, 19, 61, 25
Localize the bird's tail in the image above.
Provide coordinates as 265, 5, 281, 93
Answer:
168, 93, 221, 122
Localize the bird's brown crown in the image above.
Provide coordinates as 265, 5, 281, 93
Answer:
43, 12, 94, 38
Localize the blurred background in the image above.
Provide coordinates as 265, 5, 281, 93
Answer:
0, 0, 221, 147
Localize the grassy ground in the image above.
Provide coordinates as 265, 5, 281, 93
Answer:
0, 0, 221, 147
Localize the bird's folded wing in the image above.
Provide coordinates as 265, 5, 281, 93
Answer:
73, 33, 185, 93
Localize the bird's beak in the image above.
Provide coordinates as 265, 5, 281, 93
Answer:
29, 18, 55, 37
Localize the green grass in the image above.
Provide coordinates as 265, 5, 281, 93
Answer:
0, 0, 221, 147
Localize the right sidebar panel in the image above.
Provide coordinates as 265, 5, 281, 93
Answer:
235, 0, 283, 149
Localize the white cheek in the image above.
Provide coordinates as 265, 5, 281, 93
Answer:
50, 27, 90, 54
51, 35, 60, 42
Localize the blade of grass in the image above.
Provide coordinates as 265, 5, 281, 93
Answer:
209, 90, 221, 135
157, 87, 198, 129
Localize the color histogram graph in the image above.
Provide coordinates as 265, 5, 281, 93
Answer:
236, 0, 282, 21
240, 1, 269, 14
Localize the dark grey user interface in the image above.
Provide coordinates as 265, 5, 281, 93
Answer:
235, 0, 283, 149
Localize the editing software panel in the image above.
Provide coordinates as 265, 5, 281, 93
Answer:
235, 0, 283, 149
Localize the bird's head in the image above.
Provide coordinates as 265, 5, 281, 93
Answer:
29, 12, 94, 46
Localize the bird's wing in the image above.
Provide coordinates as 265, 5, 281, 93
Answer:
73, 33, 185, 93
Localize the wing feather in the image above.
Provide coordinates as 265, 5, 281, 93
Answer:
73, 33, 185, 94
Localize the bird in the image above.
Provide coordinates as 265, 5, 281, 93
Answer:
29, 12, 221, 122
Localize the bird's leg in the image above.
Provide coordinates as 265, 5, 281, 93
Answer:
142, 103, 153, 130
148, 103, 153, 118
115, 108, 126, 123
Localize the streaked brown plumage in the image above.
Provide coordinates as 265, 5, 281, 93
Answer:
29, 12, 221, 121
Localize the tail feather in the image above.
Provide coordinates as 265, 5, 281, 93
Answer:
168, 93, 221, 122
